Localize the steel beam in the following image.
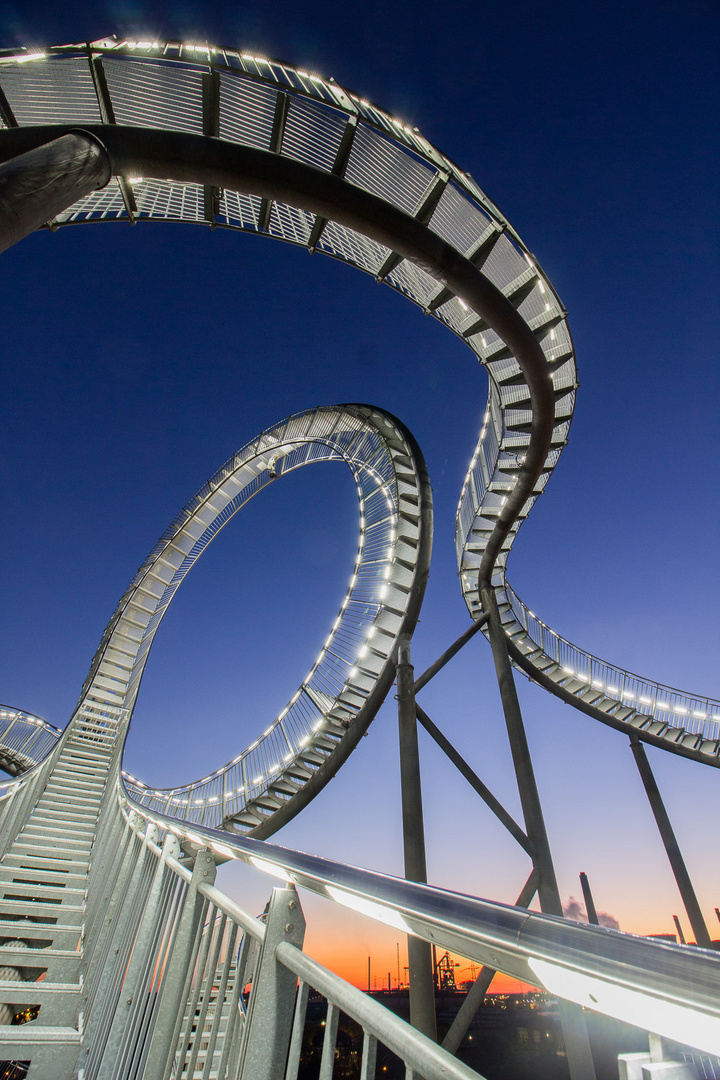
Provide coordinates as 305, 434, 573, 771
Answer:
0, 131, 110, 253
397, 633, 437, 1041
479, 582, 597, 1080
413, 614, 488, 694
415, 701, 531, 853
629, 735, 712, 948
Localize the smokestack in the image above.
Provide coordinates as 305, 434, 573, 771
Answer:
673, 915, 686, 944
579, 872, 599, 926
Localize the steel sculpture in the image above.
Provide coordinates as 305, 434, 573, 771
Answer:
0, 36, 718, 1080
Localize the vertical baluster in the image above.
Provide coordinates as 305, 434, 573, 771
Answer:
360, 1032, 378, 1080
201, 921, 238, 1080
285, 980, 310, 1080
318, 1001, 340, 1080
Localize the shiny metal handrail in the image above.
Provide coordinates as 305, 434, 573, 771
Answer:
121, 780, 720, 1058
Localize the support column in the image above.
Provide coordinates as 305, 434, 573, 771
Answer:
480, 582, 596, 1080
480, 584, 561, 914
629, 735, 712, 948
396, 633, 437, 1042
0, 131, 110, 253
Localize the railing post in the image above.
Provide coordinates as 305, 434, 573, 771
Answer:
396, 633, 438, 1042
142, 845, 217, 1080
238, 885, 306, 1080
81, 819, 155, 1036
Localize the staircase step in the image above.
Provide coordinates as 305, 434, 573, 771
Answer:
0, 899, 82, 920
0, 1024, 80, 1044
0, 857, 87, 880
0, 922, 81, 948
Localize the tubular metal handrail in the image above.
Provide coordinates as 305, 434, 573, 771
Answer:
75, 786, 490, 1080
121, 780, 720, 1059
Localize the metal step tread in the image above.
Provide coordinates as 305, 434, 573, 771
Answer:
0, 978, 80, 993
0, 880, 85, 898
0, 861, 87, 882
0, 1024, 80, 1043
0, 947, 79, 964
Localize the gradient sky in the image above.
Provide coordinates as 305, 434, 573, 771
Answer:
1, 0, 718, 988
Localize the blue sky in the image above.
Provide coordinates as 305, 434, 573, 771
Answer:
1, 0, 718, 969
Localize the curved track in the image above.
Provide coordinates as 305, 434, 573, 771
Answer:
0, 36, 717, 814
66, 404, 430, 837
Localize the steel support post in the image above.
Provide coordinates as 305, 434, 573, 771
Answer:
480, 583, 596, 1080
238, 885, 306, 1080
629, 735, 712, 948
396, 633, 437, 1042
143, 846, 217, 1080
480, 584, 560, 912
0, 131, 110, 253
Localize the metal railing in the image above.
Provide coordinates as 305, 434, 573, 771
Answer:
76, 784, 488, 1080
0, 707, 61, 773
505, 584, 720, 741
121, 780, 720, 1062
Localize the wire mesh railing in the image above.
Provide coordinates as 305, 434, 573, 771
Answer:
505, 584, 720, 742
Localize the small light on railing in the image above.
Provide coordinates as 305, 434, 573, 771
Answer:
656, 702, 669, 710
211, 841, 236, 859
325, 885, 413, 933
673, 706, 687, 715
693, 711, 707, 719
250, 856, 293, 881
639, 696, 652, 705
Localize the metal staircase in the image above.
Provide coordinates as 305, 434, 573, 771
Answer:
0, 708, 122, 1077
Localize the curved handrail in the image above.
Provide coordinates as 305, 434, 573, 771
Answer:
0, 705, 61, 775
119, 780, 720, 1057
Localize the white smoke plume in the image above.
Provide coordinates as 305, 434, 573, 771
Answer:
563, 896, 620, 931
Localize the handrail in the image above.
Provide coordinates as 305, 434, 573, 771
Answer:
113, 802, 487, 1080
121, 782, 720, 1057
505, 584, 720, 739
